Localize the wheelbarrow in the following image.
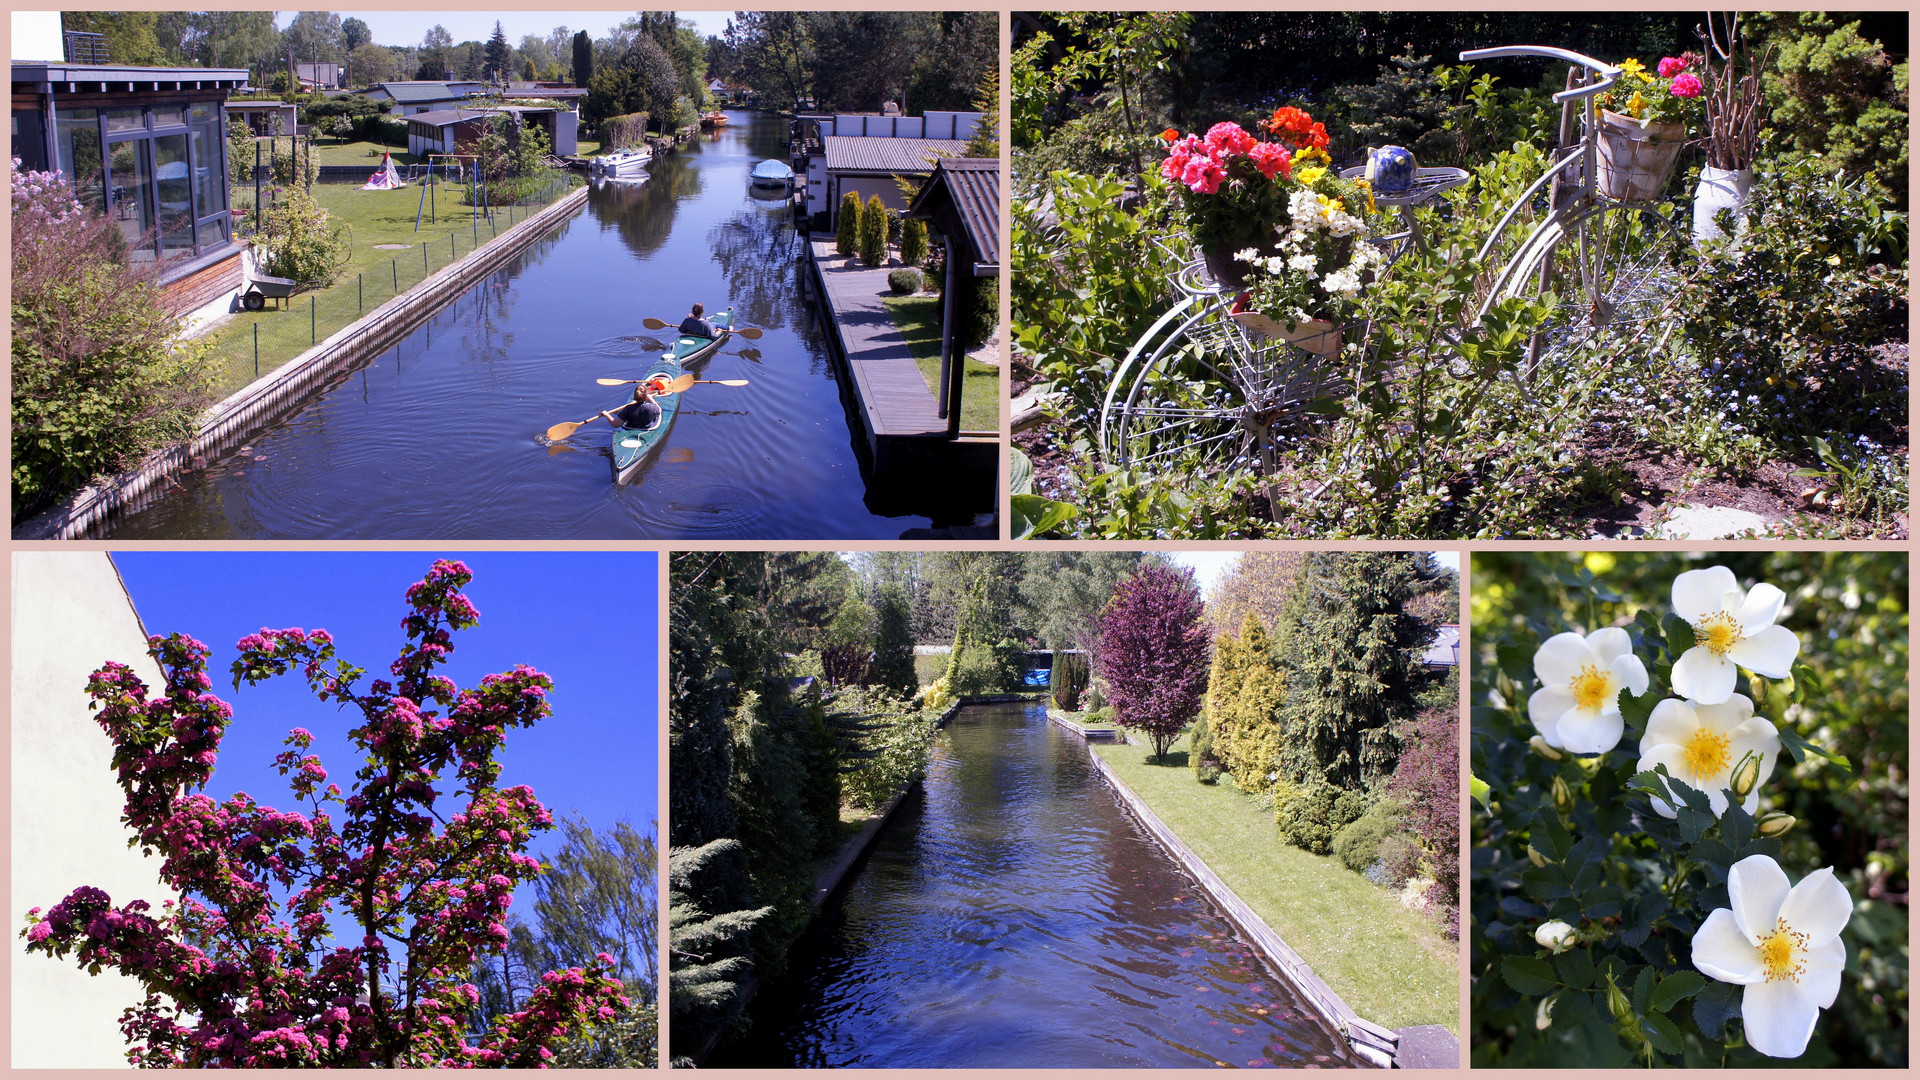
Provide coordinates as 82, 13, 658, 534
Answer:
241, 274, 297, 311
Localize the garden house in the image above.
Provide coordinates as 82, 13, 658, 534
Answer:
905, 156, 1000, 437
1422, 624, 1461, 671
405, 105, 577, 159
364, 80, 487, 115
11, 58, 250, 314
292, 62, 343, 92
224, 99, 298, 137
790, 108, 982, 227
11, 553, 177, 1067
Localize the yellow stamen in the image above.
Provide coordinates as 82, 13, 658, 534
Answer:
1569, 664, 1613, 712
1693, 611, 1743, 657
1682, 728, 1731, 780
1757, 917, 1808, 983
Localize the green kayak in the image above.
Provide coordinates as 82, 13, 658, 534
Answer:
609, 308, 732, 482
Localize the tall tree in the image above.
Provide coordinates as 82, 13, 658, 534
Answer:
725, 12, 813, 111
350, 43, 402, 87
572, 30, 595, 88
341, 16, 371, 53
805, 11, 926, 111
187, 11, 281, 71
1276, 553, 1438, 790
418, 24, 454, 80
1205, 612, 1287, 792
62, 11, 163, 65
282, 10, 345, 64
869, 582, 918, 696
1097, 564, 1211, 762
484, 22, 514, 83
1208, 552, 1307, 639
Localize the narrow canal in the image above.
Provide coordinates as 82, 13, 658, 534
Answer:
103, 110, 973, 539
718, 702, 1357, 1068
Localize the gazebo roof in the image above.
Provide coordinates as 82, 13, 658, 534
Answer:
906, 157, 999, 270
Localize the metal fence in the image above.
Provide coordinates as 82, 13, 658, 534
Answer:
205, 176, 578, 395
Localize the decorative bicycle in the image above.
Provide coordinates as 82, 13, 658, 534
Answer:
1097, 43, 1690, 479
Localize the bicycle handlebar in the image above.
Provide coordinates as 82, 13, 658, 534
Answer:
1459, 45, 1622, 103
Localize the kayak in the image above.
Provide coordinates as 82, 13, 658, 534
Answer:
609, 308, 732, 482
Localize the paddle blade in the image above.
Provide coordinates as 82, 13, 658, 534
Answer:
544, 420, 584, 441
641, 317, 670, 330
731, 326, 763, 339
698, 379, 751, 386
662, 372, 697, 393
597, 377, 641, 386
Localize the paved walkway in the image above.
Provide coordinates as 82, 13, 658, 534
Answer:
809, 239, 946, 438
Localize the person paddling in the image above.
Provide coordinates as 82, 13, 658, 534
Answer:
679, 302, 723, 340
600, 384, 661, 431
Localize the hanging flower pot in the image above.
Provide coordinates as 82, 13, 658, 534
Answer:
1594, 110, 1686, 203
1691, 165, 1754, 244
1202, 244, 1250, 292
1230, 293, 1341, 356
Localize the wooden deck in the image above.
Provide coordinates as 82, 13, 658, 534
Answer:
807, 238, 947, 439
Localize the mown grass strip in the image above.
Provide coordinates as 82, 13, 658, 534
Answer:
881, 294, 1000, 433
1092, 735, 1458, 1034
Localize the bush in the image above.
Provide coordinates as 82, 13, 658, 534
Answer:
269, 138, 317, 187
1275, 778, 1355, 854
11, 163, 217, 522
835, 191, 860, 256
601, 112, 650, 151
900, 217, 929, 266
953, 273, 998, 351
887, 268, 923, 294
669, 96, 700, 135
1387, 708, 1457, 935
1377, 833, 1424, 888
1049, 650, 1089, 711
1188, 713, 1215, 779
1196, 760, 1222, 784
1332, 797, 1404, 875
833, 687, 935, 811
1757, 12, 1910, 209
916, 674, 954, 713
859, 194, 889, 267
357, 114, 408, 147
250, 184, 351, 288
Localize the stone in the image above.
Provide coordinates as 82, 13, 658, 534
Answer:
1392, 1025, 1459, 1069
1656, 503, 1770, 539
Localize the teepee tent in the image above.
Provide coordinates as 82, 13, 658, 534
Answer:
361, 153, 405, 190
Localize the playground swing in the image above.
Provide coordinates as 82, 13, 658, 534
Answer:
413, 153, 491, 232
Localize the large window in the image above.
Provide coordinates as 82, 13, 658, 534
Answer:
57, 99, 230, 265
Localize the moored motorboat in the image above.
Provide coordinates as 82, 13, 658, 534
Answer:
590, 146, 652, 180
609, 308, 733, 482
700, 111, 729, 129
749, 159, 795, 191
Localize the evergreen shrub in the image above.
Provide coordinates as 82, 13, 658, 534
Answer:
859, 194, 888, 266
1332, 796, 1404, 875
900, 217, 929, 266
835, 191, 860, 256
887, 268, 922, 294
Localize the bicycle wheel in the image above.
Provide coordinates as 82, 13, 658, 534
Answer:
1494, 200, 1687, 378
1100, 300, 1339, 476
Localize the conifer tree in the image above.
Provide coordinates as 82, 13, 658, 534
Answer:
835, 190, 861, 256
1213, 613, 1286, 792
859, 194, 888, 266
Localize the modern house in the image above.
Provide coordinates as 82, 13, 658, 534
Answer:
790, 109, 983, 228
405, 104, 578, 159
11, 50, 250, 315
363, 80, 487, 115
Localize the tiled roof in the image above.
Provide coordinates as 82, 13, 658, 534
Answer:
906, 157, 1000, 268
822, 135, 967, 174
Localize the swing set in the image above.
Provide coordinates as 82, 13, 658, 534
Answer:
413, 153, 493, 232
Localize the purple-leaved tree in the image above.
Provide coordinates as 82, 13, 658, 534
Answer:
1097, 565, 1211, 762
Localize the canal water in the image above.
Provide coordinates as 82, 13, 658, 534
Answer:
718, 701, 1357, 1068
103, 110, 972, 539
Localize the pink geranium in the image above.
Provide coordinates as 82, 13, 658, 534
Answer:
1247, 141, 1293, 180
1657, 56, 1689, 78
1669, 73, 1702, 98
1204, 121, 1256, 156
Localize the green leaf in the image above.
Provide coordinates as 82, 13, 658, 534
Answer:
1617, 687, 1656, 734
1661, 612, 1694, 661
1642, 1010, 1684, 1055
1010, 494, 1079, 539
1691, 979, 1740, 1039
1010, 446, 1035, 495
1631, 965, 1654, 1017
1777, 725, 1854, 777
1470, 773, 1491, 809
1502, 954, 1560, 996
1533, 808, 1572, 863
1554, 948, 1596, 990
1651, 970, 1707, 1012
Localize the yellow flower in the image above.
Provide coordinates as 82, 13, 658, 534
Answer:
1290, 146, 1330, 168
1627, 91, 1648, 118
1296, 165, 1328, 185
1317, 194, 1344, 214
1619, 57, 1645, 75
1355, 177, 1377, 213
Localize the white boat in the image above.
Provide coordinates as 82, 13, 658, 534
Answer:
590, 146, 653, 180
749, 158, 795, 190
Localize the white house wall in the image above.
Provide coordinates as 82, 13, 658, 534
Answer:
11, 552, 175, 1068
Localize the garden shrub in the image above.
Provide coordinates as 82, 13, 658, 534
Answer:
1188, 713, 1215, 780
669, 96, 700, 135
1049, 650, 1089, 710
1332, 796, 1404, 875
250, 184, 351, 288
227, 122, 255, 187
887, 268, 923, 294
900, 217, 929, 266
832, 687, 935, 811
1755, 12, 1910, 208
954, 274, 998, 351
268, 138, 317, 187
601, 112, 650, 150
1205, 614, 1286, 793
1377, 833, 1424, 888
947, 637, 1022, 696
835, 191, 861, 256
10, 163, 217, 523
357, 113, 408, 147
1275, 778, 1359, 854
859, 194, 889, 267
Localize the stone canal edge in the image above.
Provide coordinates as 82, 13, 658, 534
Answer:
15, 186, 593, 540
1065, 707, 1461, 1070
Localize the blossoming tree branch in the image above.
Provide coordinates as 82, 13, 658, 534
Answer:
1474, 563, 1860, 1062
21, 561, 628, 1067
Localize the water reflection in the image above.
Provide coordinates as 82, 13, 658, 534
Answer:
719, 702, 1357, 1068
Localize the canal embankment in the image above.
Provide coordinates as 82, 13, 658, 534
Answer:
1091, 739, 1462, 1067
15, 186, 590, 540
803, 238, 997, 513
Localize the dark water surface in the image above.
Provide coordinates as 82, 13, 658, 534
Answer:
719, 702, 1356, 1068
103, 111, 953, 539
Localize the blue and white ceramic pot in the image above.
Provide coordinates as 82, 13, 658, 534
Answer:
1365, 145, 1418, 193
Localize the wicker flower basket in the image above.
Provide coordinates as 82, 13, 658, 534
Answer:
1595, 110, 1686, 203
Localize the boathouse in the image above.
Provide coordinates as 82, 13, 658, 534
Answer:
405, 104, 578, 158
11, 54, 250, 315
906, 156, 1000, 438
791, 108, 983, 228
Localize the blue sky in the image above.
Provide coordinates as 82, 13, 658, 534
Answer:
278, 11, 735, 51
112, 552, 660, 900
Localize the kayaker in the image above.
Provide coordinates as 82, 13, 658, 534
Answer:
601, 384, 661, 431
679, 302, 722, 340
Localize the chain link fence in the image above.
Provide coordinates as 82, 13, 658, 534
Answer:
203, 175, 579, 396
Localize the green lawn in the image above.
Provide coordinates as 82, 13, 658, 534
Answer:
1092, 733, 1458, 1035
201, 174, 577, 394
881, 295, 1000, 433
307, 137, 420, 167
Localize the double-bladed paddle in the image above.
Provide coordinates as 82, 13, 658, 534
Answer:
596, 376, 749, 387
641, 316, 764, 340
